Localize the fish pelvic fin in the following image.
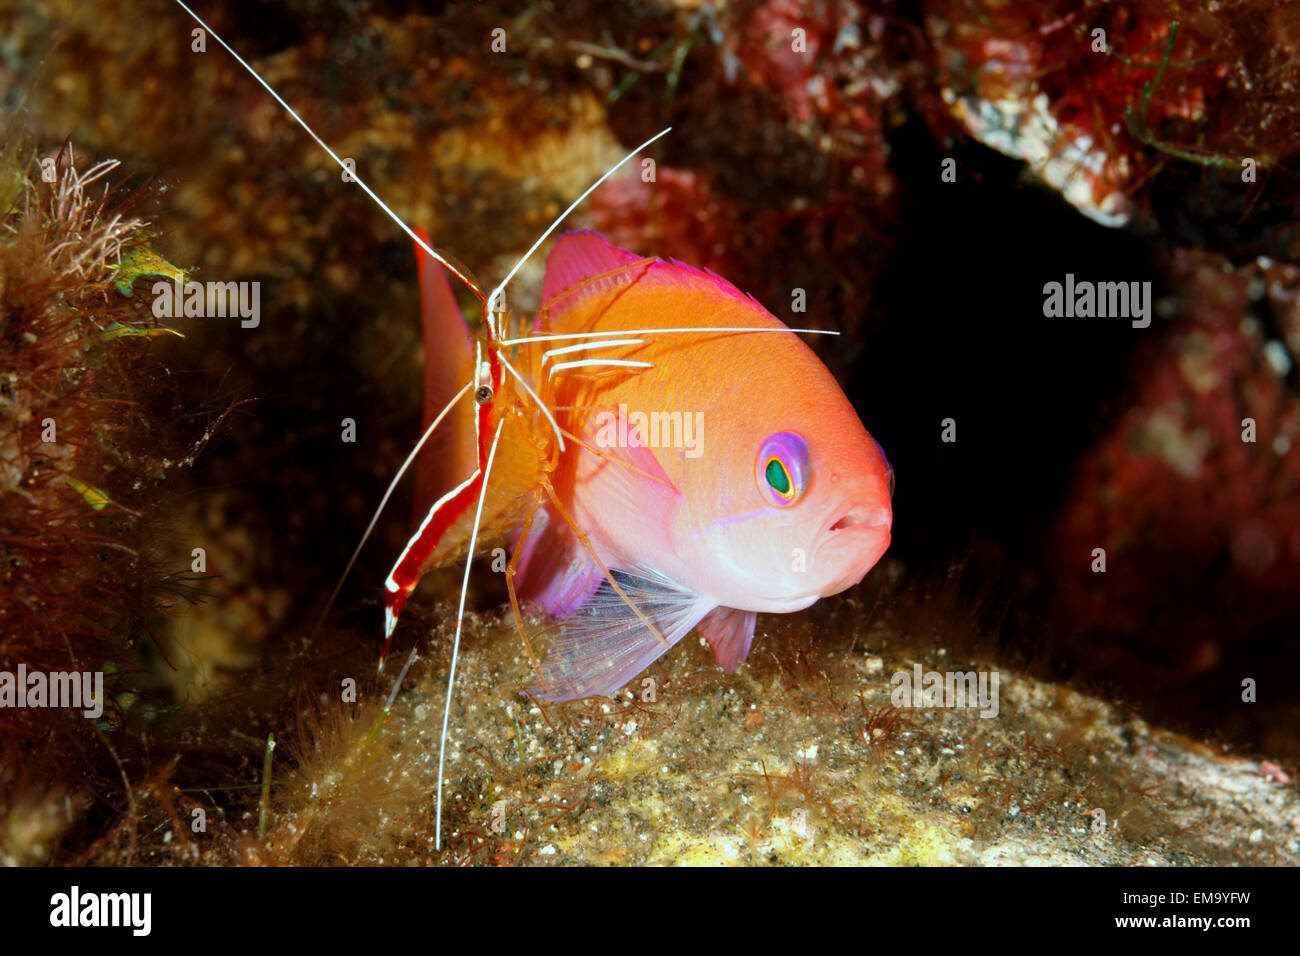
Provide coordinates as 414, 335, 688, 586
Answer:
696, 606, 758, 673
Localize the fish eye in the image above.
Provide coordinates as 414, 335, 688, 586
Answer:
756, 432, 810, 508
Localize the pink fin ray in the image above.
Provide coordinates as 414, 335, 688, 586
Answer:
696, 606, 758, 672
513, 507, 604, 618
541, 230, 758, 327
541, 230, 646, 306
570, 420, 681, 551
530, 567, 712, 702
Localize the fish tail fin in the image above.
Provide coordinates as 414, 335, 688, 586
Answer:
413, 227, 477, 523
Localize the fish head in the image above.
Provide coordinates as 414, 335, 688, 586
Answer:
677, 389, 893, 614
537, 231, 893, 616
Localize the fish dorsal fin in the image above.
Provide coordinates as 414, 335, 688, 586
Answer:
541, 231, 651, 316
531, 567, 713, 702
541, 231, 763, 330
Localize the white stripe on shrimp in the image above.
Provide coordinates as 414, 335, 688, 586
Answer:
436, 417, 506, 851
318, 380, 473, 635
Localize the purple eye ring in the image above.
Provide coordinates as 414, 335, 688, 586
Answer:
756, 432, 810, 508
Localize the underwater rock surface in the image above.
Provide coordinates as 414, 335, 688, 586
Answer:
155, 600, 1300, 866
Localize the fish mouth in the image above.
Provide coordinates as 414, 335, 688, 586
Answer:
819, 501, 891, 538
813, 501, 892, 592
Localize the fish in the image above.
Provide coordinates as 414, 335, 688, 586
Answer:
171, 0, 894, 850
395, 229, 895, 703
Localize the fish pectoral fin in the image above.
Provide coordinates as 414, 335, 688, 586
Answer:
531, 568, 712, 702
512, 506, 604, 618
697, 606, 758, 673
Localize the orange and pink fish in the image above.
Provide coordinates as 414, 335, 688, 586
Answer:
391, 228, 896, 703
173, 0, 894, 848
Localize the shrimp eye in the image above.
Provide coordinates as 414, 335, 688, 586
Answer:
756, 432, 809, 508
474, 384, 494, 405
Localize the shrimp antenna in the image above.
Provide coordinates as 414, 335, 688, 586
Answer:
501, 326, 841, 347
436, 418, 507, 850
484, 131, 672, 448
170, 0, 485, 303
313, 382, 473, 636
485, 127, 672, 330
